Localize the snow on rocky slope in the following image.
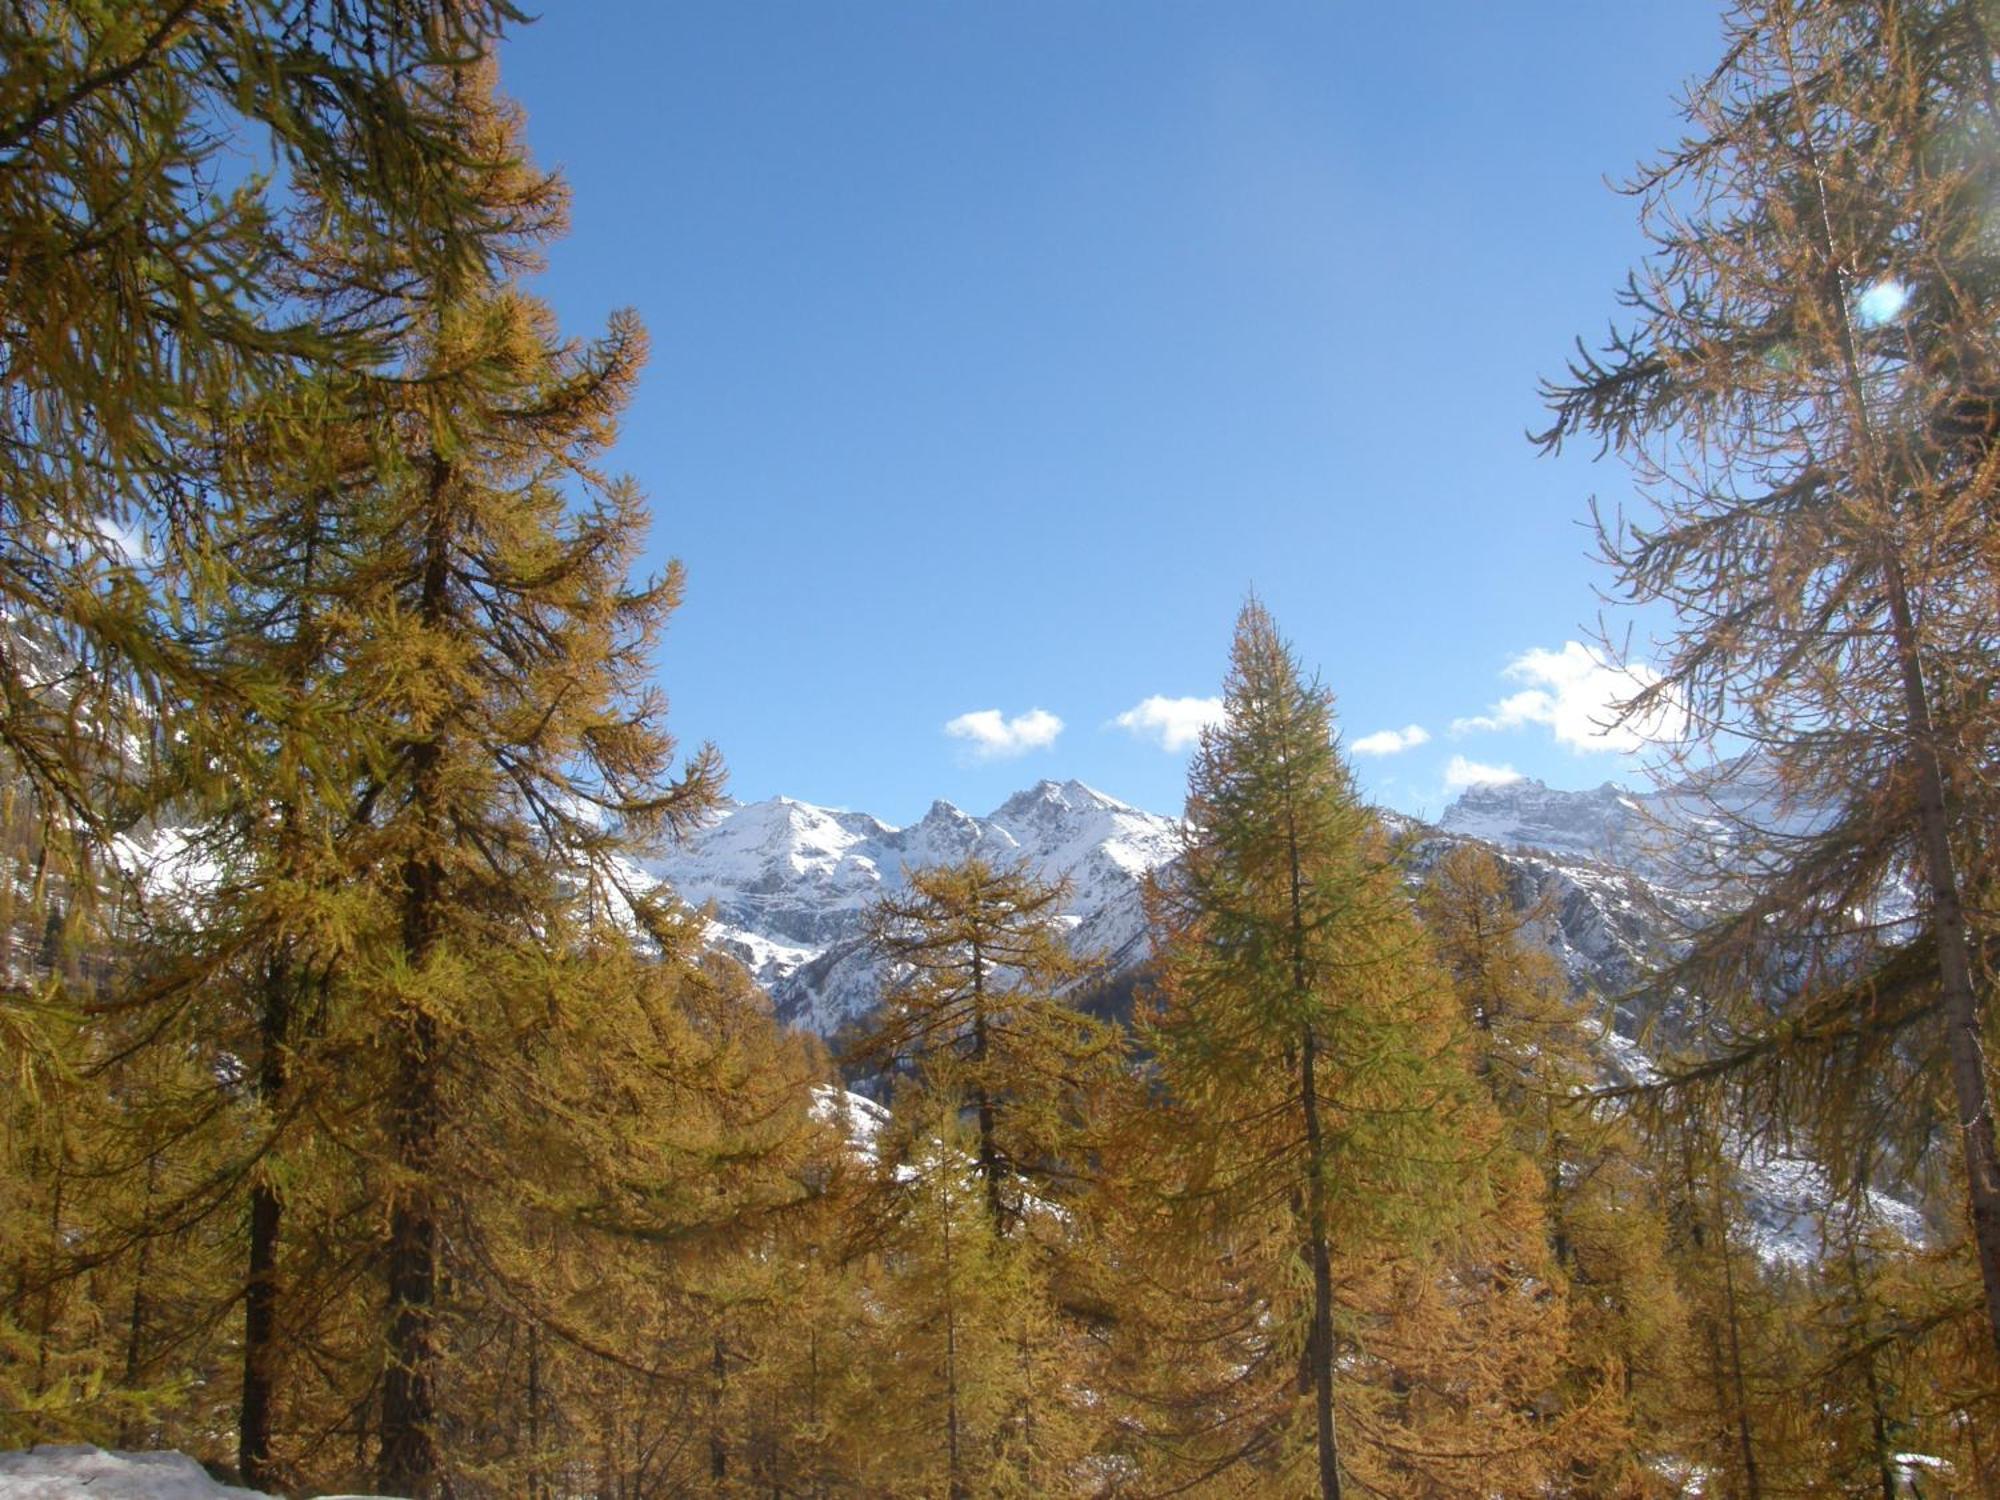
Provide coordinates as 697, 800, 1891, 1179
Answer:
635, 772, 1721, 1043
104, 746, 1920, 1264
642, 770, 1921, 1265
619, 773, 1703, 1038
629, 779, 1178, 1033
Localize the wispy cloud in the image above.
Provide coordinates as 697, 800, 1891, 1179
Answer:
1451, 642, 1668, 753
1350, 723, 1430, 757
1113, 695, 1225, 753
1445, 754, 1522, 790
944, 707, 1064, 761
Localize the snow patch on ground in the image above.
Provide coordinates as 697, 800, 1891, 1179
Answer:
0, 1447, 276, 1499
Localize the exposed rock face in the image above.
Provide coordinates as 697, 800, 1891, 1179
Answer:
634, 769, 1930, 1262
110, 737, 1919, 1264
635, 773, 1729, 1041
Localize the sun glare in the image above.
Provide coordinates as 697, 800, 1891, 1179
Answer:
1854, 277, 1910, 327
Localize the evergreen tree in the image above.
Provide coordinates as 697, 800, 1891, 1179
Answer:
849, 859, 1127, 1492
0, 53, 814, 1497
848, 1107, 1084, 1499
0, 15, 854, 1497
1145, 599, 1479, 1498
0, 3, 550, 1457
0, 0, 526, 847
330, 81, 720, 1490
1536, 0, 2000, 1362
854, 858, 1123, 1234
1656, 1123, 1801, 1499
1419, 845, 1671, 1490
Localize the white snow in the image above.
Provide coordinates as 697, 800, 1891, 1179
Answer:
0, 1447, 274, 1499
811, 1084, 890, 1163
636, 779, 1179, 1033
112, 824, 224, 908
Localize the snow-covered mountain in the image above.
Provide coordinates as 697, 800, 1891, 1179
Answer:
1438, 761, 1830, 890
638, 772, 1740, 1042
630, 779, 1178, 1033
632, 774, 1731, 1040
637, 770, 1926, 1263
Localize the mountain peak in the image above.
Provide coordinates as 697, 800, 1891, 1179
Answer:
992, 778, 1128, 820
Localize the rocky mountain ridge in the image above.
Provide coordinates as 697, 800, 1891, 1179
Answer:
626, 778, 1177, 1033
635, 772, 1706, 1039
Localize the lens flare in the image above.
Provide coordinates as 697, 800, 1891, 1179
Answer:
1854, 278, 1909, 328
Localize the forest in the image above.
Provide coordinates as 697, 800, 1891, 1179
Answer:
1, 1, 1998, 1495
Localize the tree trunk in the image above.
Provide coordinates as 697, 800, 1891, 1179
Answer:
526, 1322, 544, 1500
1716, 1227, 1760, 1500
943, 1188, 967, 1500
1300, 1025, 1341, 1500
379, 992, 441, 1496
1881, 561, 2000, 1365
1280, 718, 1342, 1500
379, 458, 452, 1499
710, 1331, 728, 1484
241, 960, 292, 1488
970, 938, 1004, 1233
120, 1151, 160, 1449
1807, 102, 2000, 1360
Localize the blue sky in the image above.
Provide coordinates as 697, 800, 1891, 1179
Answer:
499, 3, 1725, 826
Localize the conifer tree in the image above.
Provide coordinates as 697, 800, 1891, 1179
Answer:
1536, 0, 2000, 1361
0, 21, 846, 1498
854, 858, 1123, 1234
1419, 847, 1596, 1153
0, 0, 527, 848
1145, 599, 1479, 1499
0, 3, 551, 1455
329, 77, 721, 1487
1657, 1124, 1798, 1499
12, 53, 771, 1496
848, 860, 1126, 1492
852, 1108, 1065, 1499
1419, 845, 1672, 1488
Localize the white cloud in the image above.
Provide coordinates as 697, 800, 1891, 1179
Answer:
1451, 642, 1669, 754
1113, 695, 1226, 753
944, 707, 1064, 760
1445, 754, 1522, 790
1350, 723, 1430, 757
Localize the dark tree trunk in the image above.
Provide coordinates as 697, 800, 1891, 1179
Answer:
1882, 563, 2000, 1366
1300, 1025, 1341, 1500
240, 960, 292, 1487
379, 459, 452, 1500
1281, 727, 1342, 1500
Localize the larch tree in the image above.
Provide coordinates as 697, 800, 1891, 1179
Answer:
93, 53, 731, 1494
1417, 845, 1665, 1489
1144, 599, 1479, 1499
0, 0, 525, 849
0, 12, 841, 1497
853, 858, 1123, 1235
0, 2, 542, 1457
339, 78, 722, 1490
850, 858, 1127, 1493
1535, 0, 2000, 1363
